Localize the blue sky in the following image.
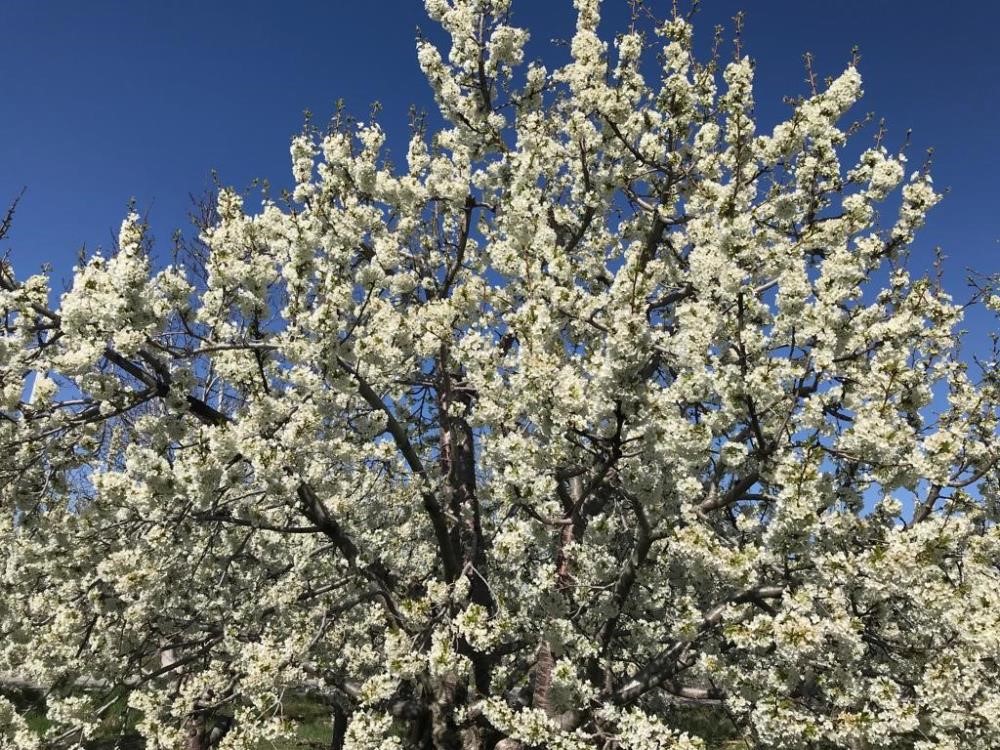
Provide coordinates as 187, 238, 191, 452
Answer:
2, 0, 998, 346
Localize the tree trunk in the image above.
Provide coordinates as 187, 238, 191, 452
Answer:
185, 716, 208, 750
329, 704, 348, 750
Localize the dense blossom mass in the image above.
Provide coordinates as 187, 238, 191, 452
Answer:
2, 1, 1000, 748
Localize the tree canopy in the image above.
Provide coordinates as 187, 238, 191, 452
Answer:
2, 1, 1000, 748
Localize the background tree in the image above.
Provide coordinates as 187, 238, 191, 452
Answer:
3, 0, 1000, 748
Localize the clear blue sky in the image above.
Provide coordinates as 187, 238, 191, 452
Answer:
2, 1, 998, 347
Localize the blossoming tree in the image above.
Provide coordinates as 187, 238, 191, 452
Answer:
3, 1, 1000, 748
